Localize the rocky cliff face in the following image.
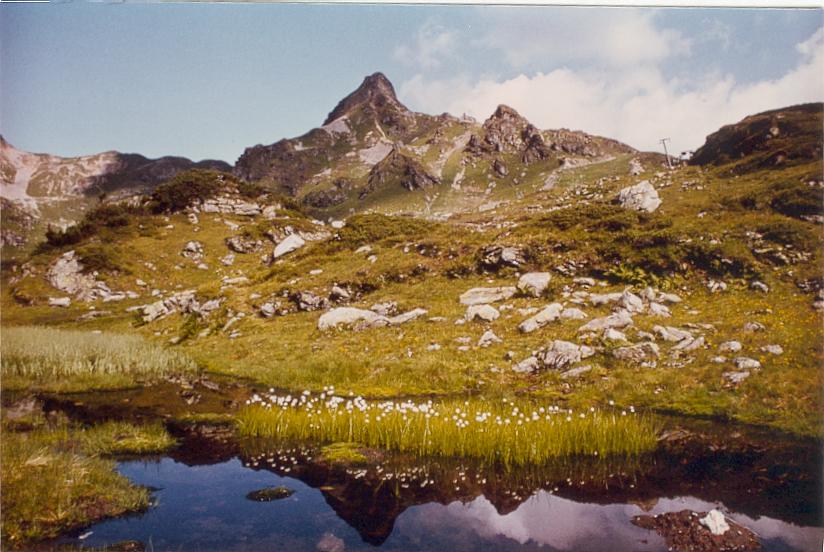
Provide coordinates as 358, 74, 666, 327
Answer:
690, 103, 823, 173
235, 74, 636, 215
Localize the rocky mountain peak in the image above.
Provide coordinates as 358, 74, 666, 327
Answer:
323, 72, 410, 126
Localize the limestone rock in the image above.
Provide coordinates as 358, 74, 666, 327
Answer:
517, 272, 551, 297
613, 342, 660, 362
318, 307, 388, 330
272, 234, 306, 259
466, 304, 501, 322
518, 303, 563, 333
578, 311, 633, 333
459, 286, 517, 306
617, 180, 661, 213
699, 510, 730, 536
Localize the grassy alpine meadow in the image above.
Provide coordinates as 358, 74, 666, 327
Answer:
1, 326, 197, 391
238, 389, 659, 465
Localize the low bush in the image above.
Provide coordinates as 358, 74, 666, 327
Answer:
337, 214, 440, 247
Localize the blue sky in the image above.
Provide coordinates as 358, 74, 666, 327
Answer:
1, 4, 821, 162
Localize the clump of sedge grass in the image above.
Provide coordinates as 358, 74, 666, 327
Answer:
238, 388, 658, 466
77, 421, 177, 456
1, 428, 150, 545
1, 326, 196, 380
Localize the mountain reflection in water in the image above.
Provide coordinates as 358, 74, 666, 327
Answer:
61, 435, 823, 552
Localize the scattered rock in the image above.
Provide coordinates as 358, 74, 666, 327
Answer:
573, 277, 596, 287
654, 325, 693, 342
761, 344, 783, 355
724, 371, 751, 384
618, 289, 645, 313
479, 245, 526, 270
387, 308, 427, 325
318, 307, 387, 330
718, 341, 742, 353
459, 286, 517, 305
589, 292, 623, 306
578, 311, 633, 333
466, 304, 501, 322
290, 291, 329, 312
743, 321, 766, 332
517, 272, 551, 297
648, 302, 671, 317
181, 241, 204, 260
225, 236, 263, 254
539, 340, 594, 370
371, 301, 399, 316
478, 330, 502, 348
48, 297, 71, 307
560, 365, 592, 379
734, 357, 761, 370
272, 234, 306, 259
616, 180, 661, 213
750, 281, 770, 293
560, 307, 587, 320
518, 303, 563, 333
613, 342, 659, 363
603, 328, 627, 341
330, 285, 351, 301
221, 254, 235, 266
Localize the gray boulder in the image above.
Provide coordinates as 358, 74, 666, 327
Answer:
517, 272, 551, 297
617, 180, 661, 213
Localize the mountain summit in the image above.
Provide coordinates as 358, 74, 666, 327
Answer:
323, 72, 409, 126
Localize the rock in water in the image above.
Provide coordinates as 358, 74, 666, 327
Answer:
699, 509, 730, 535
616, 180, 661, 212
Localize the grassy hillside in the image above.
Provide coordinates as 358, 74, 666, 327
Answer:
3, 143, 821, 436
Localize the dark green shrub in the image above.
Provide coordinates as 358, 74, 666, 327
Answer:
337, 214, 439, 247
149, 170, 228, 213
76, 245, 125, 274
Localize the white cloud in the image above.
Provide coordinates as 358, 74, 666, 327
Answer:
475, 9, 691, 68
399, 27, 824, 156
393, 21, 458, 70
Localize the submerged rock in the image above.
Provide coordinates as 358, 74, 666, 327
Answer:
246, 486, 295, 502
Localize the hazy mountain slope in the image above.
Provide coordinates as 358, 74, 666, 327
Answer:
0, 137, 231, 256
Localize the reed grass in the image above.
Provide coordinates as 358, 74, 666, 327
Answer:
238, 389, 658, 466
77, 421, 177, 456
1, 326, 196, 380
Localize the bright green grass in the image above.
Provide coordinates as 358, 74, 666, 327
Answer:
238, 392, 658, 465
1, 326, 196, 390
